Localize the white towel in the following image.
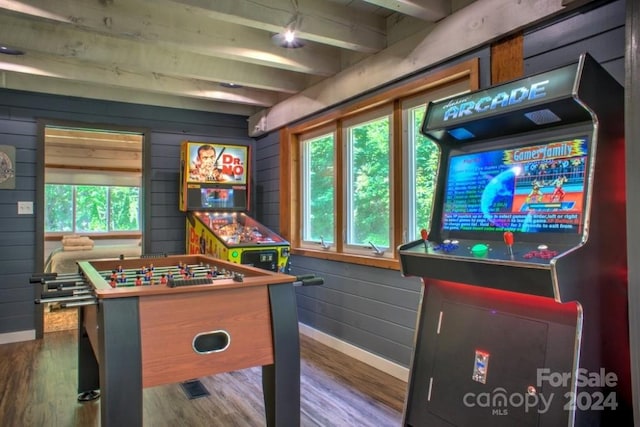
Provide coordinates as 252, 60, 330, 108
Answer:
63, 244, 95, 252
62, 235, 95, 249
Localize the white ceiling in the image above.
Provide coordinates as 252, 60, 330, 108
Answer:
0, 1, 458, 111
0, 0, 593, 135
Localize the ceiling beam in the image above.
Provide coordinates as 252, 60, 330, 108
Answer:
161, 0, 388, 52
0, 71, 260, 116
0, 51, 281, 107
0, 0, 340, 76
248, 0, 598, 135
362, 0, 450, 21
0, 13, 309, 93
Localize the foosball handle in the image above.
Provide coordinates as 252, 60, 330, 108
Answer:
293, 277, 324, 287
77, 390, 100, 402
30, 273, 57, 283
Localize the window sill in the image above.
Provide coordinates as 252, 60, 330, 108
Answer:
45, 232, 142, 241
290, 247, 400, 270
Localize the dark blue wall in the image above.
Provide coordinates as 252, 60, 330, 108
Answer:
0, 91, 252, 334
254, 0, 626, 367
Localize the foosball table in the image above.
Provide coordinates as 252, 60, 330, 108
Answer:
33, 254, 322, 427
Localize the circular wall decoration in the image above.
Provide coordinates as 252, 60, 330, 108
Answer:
0, 150, 14, 183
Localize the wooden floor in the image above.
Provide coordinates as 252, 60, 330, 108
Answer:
0, 328, 406, 426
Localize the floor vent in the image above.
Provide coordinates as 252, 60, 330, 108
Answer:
181, 379, 210, 399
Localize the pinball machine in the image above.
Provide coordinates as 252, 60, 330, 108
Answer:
398, 53, 632, 426
179, 141, 290, 272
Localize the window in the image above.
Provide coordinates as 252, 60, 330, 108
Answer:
300, 129, 335, 247
402, 97, 440, 242
282, 59, 479, 269
45, 184, 140, 233
344, 108, 392, 255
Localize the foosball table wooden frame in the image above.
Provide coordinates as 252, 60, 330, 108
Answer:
73, 254, 301, 427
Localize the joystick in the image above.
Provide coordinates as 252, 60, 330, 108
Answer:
420, 229, 428, 251
503, 231, 514, 259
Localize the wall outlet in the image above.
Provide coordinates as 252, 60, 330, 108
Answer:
18, 201, 33, 215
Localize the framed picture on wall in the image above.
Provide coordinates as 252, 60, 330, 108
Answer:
0, 145, 16, 189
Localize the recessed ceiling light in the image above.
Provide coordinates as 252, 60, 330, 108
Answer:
0, 46, 25, 55
220, 82, 243, 89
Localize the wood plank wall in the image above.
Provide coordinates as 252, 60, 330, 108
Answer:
0, 92, 252, 335
253, 0, 626, 368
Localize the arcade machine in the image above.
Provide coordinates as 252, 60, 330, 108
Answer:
179, 141, 290, 272
398, 53, 632, 426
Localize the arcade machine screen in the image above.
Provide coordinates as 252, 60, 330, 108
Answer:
441, 136, 588, 243
186, 186, 248, 211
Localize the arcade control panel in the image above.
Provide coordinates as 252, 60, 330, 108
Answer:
398, 231, 577, 298
404, 230, 576, 266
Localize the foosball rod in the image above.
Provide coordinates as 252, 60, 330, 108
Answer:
96, 263, 212, 277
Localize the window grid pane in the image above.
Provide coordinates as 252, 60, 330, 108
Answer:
302, 134, 335, 242
411, 106, 439, 239
45, 184, 73, 232
346, 116, 390, 248
110, 186, 141, 231
75, 186, 108, 232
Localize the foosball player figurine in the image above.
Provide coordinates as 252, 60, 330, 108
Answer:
116, 264, 123, 273
110, 270, 118, 281
149, 263, 155, 271
119, 272, 127, 283
135, 275, 143, 286
160, 274, 168, 285
144, 270, 153, 282
109, 278, 118, 288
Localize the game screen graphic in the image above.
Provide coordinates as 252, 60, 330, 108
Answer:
186, 142, 248, 184
442, 137, 588, 234
201, 188, 234, 209
186, 185, 247, 211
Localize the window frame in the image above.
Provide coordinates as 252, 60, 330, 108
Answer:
280, 59, 480, 270
341, 105, 394, 258
299, 125, 337, 251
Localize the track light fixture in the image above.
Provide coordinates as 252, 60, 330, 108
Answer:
272, 0, 305, 48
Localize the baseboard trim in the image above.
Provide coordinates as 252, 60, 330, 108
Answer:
299, 323, 409, 382
0, 329, 36, 345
